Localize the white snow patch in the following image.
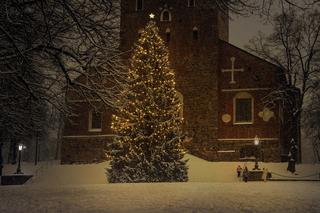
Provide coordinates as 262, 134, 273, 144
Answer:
0, 182, 319, 213
2, 154, 320, 185
1, 154, 320, 212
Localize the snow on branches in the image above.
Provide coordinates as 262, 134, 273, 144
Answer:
0, 0, 126, 139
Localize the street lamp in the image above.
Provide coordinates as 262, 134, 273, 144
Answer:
15, 144, 24, 174
0, 142, 3, 184
253, 135, 260, 170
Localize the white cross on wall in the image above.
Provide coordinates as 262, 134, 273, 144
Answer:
222, 57, 244, 84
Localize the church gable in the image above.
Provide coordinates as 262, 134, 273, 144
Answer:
216, 40, 284, 161
219, 40, 281, 90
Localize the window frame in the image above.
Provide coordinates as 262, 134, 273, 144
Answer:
165, 28, 171, 43
233, 92, 254, 125
138, 29, 143, 38
160, 9, 172, 22
188, 0, 196, 7
88, 110, 102, 132
192, 27, 198, 40
136, 0, 144, 11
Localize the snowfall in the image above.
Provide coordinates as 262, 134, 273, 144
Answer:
1, 154, 320, 213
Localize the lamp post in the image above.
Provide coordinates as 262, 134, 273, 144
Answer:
253, 135, 260, 170
15, 144, 24, 174
0, 142, 3, 184
35, 130, 40, 166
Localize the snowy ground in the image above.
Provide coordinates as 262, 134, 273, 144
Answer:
3, 154, 320, 185
0, 182, 320, 213
1, 154, 320, 212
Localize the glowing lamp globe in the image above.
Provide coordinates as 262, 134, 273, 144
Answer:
18, 144, 23, 151
254, 135, 260, 146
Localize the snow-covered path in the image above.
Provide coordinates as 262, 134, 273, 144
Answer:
0, 182, 319, 213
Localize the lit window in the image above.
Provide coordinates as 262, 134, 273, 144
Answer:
188, 0, 196, 7
161, 10, 171, 22
136, 0, 143, 11
166, 28, 171, 42
234, 92, 254, 124
193, 27, 198, 40
89, 110, 102, 132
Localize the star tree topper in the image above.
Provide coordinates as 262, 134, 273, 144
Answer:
149, 13, 155, 19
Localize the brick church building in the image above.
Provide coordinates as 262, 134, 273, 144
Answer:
61, 0, 298, 164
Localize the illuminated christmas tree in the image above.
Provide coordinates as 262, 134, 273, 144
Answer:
108, 16, 188, 183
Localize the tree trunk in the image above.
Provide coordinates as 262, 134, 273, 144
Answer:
297, 114, 302, 163
55, 119, 63, 160
313, 136, 320, 162
35, 131, 39, 165
0, 142, 3, 184
8, 140, 17, 164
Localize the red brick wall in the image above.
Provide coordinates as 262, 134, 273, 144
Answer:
215, 41, 283, 161
218, 90, 280, 139
61, 103, 114, 164
63, 103, 113, 136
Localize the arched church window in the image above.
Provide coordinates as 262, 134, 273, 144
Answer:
136, 0, 143, 11
176, 91, 184, 119
161, 10, 171, 22
166, 28, 171, 43
193, 27, 198, 40
88, 110, 102, 132
188, 0, 196, 7
233, 92, 254, 124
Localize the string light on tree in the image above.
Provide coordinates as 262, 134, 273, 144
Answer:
108, 16, 188, 183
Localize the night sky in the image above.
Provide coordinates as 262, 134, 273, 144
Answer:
230, 14, 273, 49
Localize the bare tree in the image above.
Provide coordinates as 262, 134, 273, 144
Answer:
0, 0, 126, 159
303, 40, 320, 162
0, 0, 125, 107
247, 8, 320, 161
304, 92, 320, 162
0, 60, 49, 162
208, 0, 320, 16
